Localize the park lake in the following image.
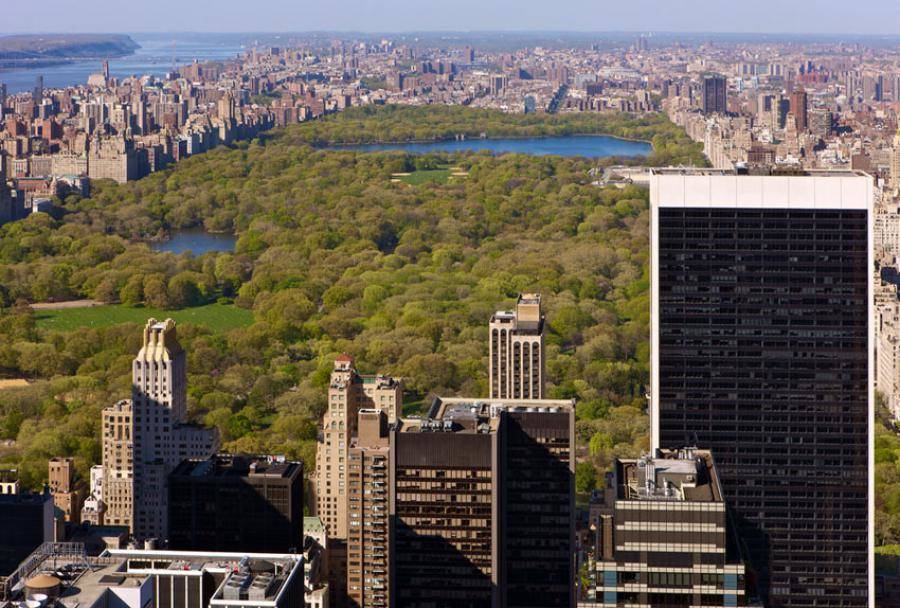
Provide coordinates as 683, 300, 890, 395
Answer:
326, 134, 652, 157
151, 229, 237, 255
152, 135, 651, 254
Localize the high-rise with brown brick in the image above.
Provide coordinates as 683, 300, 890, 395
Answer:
48, 457, 83, 524
790, 88, 809, 131
347, 410, 391, 608
315, 355, 400, 608
315, 356, 401, 540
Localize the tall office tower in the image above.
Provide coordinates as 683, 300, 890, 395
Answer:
701, 74, 727, 115
101, 398, 133, 529
346, 410, 391, 608
33, 75, 43, 103
589, 449, 749, 607
489, 293, 545, 399
218, 91, 236, 122
48, 457, 82, 524
315, 356, 400, 608
790, 88, 808, 131
650, 169, 872, 607
168, 454, 303, 553
0, 83, 6, 113
130, 319, 218, 540
773, 95, 790, 130
390, 397, 575, 608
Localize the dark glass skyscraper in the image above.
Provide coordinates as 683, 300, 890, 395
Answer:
701, 74, 727, 115
650, 169, 872, 608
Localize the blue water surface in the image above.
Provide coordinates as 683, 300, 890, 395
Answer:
329, 135, 651, 158
0, 33, 248, 93
151, 230, 236, 255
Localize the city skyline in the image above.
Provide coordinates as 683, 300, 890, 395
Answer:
2, 0, 900, 36
3, 12, 900, 606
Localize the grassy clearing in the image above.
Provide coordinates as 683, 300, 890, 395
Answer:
35, 302, 254, 333
395, 169, 453, 185
402, 398, 429, 417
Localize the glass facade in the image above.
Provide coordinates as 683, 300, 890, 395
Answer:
656, 207, 869, 607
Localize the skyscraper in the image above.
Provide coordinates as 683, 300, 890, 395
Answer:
390, 397, 575, 608
102, 319, 218, 539
701, 74, 727, 115
33, 75, 43, 104
650, 168, 872, 607
101, 398, 133, 529
489, 293, 545, 400
0, 483, 54, 574
790, 88, 809, 131
314, 355, 400, 608
315, 355, 401, 539
890, 131, 900, 189
346, 410, 391, 608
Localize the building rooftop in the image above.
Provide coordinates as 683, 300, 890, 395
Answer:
170, 454, 301, 481
3, 545, 303, 608
400, 397, 573, 434
650, 167, 872, 210
302, 517, 324, 535
616, 448, 722, 503
0, 490, 49, 505
649, 167, 869, 177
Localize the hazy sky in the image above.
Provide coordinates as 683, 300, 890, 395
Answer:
3, 0, 900, 35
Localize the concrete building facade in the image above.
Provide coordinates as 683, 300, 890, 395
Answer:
488, 293, 545, 400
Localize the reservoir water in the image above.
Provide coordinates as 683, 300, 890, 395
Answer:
151, 230, 237, 255
328, 135, 652, 158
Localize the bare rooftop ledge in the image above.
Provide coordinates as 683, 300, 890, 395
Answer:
650, 167, 873, 210
649, 167, 872, 177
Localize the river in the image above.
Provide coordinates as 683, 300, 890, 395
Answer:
0, 33, 252, 94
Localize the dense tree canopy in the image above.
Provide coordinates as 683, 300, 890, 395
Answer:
0, 106, 690, 491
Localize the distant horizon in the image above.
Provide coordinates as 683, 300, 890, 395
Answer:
4, 0, 900, 38
3, 29, 900, 40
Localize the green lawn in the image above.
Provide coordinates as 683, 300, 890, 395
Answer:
397, 169, 453, 185
35, 303, 254, 333
402, 398, 429, 417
